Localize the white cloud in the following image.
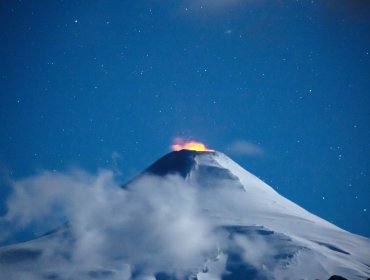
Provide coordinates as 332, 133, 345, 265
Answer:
227, 140, 264, 156
0, 169, 219, 279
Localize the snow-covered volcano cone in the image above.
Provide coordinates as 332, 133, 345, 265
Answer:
1, 149, 369, 280
143, 150, 370, 279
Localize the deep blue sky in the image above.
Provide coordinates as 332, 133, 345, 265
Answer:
1, 1, 369, 237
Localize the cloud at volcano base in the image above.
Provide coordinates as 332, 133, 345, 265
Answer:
0, 169, 218, 279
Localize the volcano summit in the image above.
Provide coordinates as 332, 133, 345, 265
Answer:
0, 150, 369, 280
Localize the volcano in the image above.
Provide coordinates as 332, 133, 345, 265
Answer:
1, 150, 369, 280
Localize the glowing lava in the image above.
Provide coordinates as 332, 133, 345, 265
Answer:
171, 138, 215, 152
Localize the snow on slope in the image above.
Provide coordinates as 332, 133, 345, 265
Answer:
186, 151, 370, 280
0, 150, 369, 280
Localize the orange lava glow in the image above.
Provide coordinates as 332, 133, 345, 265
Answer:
171, 138, 214, 152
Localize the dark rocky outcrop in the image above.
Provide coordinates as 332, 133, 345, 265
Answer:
328, 275, 347, 280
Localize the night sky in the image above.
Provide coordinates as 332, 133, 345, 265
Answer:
1, 1, 370, 237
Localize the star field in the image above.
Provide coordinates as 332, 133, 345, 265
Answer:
0, 1, 370, 237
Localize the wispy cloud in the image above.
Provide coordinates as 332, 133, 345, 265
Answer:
0, 169, 219, 279
227, 140, 264, 156
111, 151, 123, 175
